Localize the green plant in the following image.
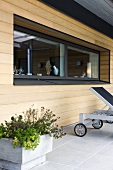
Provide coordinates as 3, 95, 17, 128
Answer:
0, 107, 66, 150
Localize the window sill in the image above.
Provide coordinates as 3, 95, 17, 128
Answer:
14, 75, 109, 85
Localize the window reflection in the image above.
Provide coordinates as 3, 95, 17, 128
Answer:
14, 30, 65, 77
68, 46, 99, 79
14, 30, 99, 79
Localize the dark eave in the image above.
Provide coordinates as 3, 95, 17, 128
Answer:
40, 0, 113, 39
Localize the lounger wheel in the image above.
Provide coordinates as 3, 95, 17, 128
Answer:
92, 119, 103, 129
106, 120, 113, 124
106, 115, 113, 124
74, 123, 87, 137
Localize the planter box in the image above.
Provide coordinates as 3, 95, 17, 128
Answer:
0, 135, 53, 170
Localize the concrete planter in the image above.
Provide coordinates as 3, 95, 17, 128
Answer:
0, 135, 53, 170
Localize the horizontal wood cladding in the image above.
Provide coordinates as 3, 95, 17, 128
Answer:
0, 9, 13, 24
0, 32, 13, 44
0, 21, 13, 34
25, 0, 113, 45
14, 16, 112, 51
100, 51, 110, 82
0, 53, 13, 64
0, 75, 13, 85
0, 10, 13, 84
0, 63, 13, 74
0, 0, 54, 28
0, 0, 113, 49
14, 17, 107, 52
0, 42, 13, 54
0, 91, 95, 105
0, 0, 113, 126
0, 83, 112, 125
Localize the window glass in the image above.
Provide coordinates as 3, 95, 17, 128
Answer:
13, 27, 110, 85
14, 30, 65, 77
68, 46, 99, 79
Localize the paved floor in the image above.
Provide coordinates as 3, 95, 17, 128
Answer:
33, 123, 113, 170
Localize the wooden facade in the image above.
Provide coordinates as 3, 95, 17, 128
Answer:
0, 0, 113, 126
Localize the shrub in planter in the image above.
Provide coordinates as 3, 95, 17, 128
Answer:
0, 106, 66, 170
0, 106, 66, 150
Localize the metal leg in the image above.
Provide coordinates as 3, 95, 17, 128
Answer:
79, 113, 85, 124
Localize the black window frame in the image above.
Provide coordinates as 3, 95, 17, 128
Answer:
14, 25, 110, 85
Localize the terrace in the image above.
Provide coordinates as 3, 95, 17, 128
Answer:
32, 123, 113, 170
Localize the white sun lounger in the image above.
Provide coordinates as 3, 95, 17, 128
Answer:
74, 87, 113, 137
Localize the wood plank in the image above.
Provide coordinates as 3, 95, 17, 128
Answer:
0, 9, 13, 24
0, 53, 13, 64
25, 0, 113, 44
0, 83, 111, 95
0, 0, 54, 28
2, 0, 113, 49
0, 63, 13, 74
0, 91, 94, 105
0, 32, 13, 44
0, 42, 13, 54
53, 23, 95, 44
14, 17, 106, 52
0, 21, 13, 34
0, 99, 97, 117
0, 74, 13, 85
